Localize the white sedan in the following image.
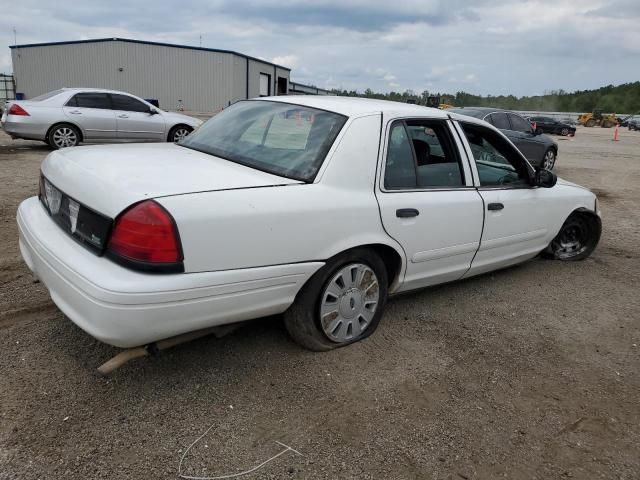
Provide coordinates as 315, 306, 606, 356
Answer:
17, 97, 601, 351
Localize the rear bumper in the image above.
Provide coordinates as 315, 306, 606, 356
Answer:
17, 196, 323, 347
1, 117, 48, 141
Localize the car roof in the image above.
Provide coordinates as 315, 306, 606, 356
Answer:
264, 95, 450, 119
60, 87, 142, 96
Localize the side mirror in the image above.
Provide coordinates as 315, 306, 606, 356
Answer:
534, 168, 557, 188
148, 108, 159, 115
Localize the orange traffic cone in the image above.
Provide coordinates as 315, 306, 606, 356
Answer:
613, 124, 619, 141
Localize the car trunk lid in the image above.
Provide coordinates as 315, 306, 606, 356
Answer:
41, 143, 303, 218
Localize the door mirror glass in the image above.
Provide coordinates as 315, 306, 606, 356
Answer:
148, 107, 159, 115
534, 168, 557, 188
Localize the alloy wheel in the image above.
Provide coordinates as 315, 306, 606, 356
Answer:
173, 128, 190, 143
52, 127, 78, 148
544, 150, 556, 170
561, 128, 569, 136
319, 263, 380, 343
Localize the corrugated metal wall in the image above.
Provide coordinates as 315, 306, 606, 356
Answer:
11, 40, 290, 112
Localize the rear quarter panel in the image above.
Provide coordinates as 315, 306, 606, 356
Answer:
157, 114, 406, 275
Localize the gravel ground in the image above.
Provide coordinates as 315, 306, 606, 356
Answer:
0, 127, 639, 480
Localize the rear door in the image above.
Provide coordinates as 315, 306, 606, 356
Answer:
375, 117, 484, 292
63, 92, 116, 140
454, 121, 553, 276
111, 94, 166, 141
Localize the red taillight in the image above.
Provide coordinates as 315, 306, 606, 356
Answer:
107, 200, 183, 271
8, 104, 29, 116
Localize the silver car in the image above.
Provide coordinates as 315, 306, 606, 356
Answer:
1, 88, 202, 149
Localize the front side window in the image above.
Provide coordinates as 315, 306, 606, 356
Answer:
460, 123, 531, 187
67, 93, 111, 109
180, 100, 346, 182
508, 113, 533, 133
384, 120, 464, 189
111, 94, 149, 112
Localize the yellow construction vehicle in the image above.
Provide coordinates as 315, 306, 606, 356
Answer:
577, 109, 617, 128
426, 96, 455, 109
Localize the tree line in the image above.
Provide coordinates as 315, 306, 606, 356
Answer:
330, 82, 640, 114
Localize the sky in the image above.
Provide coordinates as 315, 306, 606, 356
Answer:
2, 0, 639, 97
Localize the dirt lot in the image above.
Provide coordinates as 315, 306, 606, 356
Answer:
0, 127, 638, 480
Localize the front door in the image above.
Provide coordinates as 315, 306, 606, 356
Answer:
506, 113, 547, 166
63, 92, 116, 140
375, 118, 484, 292
111, 94, 165, 141
454, 121, 553, 277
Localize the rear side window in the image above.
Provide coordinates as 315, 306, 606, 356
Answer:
487, 112, 510, 130
384, 120, 464, 189
384, 124, 416, 189
67, 93, 111, 109
508, 113, 533, 133
111, 94, 150, 112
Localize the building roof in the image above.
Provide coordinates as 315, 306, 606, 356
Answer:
266, 95, 450, 118
9, 37, 291, 71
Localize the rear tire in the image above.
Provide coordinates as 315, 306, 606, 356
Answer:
168, 125, 193, 143
560, 127, 569, 136
284, 248, 388, 351
47, 124, 80, 149
543, 212, 601, 261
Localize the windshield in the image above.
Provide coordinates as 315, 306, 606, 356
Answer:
180, 100, 347, 182
29, 89, 65, 101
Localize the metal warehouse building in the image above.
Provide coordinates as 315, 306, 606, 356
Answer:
10, 38, 291, 112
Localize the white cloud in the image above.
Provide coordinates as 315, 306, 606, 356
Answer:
272, 54, 298, 68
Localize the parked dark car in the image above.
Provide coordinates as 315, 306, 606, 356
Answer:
449, 107, 559, 170
628, 118, 640, 131
527, 116, 576, 137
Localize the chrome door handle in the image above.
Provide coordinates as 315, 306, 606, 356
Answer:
69, 110, 82, 114
487, 203, 504, 211
117, 114, 129, 118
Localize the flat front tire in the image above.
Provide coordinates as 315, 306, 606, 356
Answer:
284, 248, 388, 351
543, 212, 601, 261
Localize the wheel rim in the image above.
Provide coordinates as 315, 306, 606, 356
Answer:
544, 150, 556, 169
319, 263, 379, 343
561, 128, 569, 136
553, 217, 590, 259
52, 127, 78, 148
173, 128, 190, 143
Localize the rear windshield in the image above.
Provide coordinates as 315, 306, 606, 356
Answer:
29, 89, 65, 101
180, 100, 347, 182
